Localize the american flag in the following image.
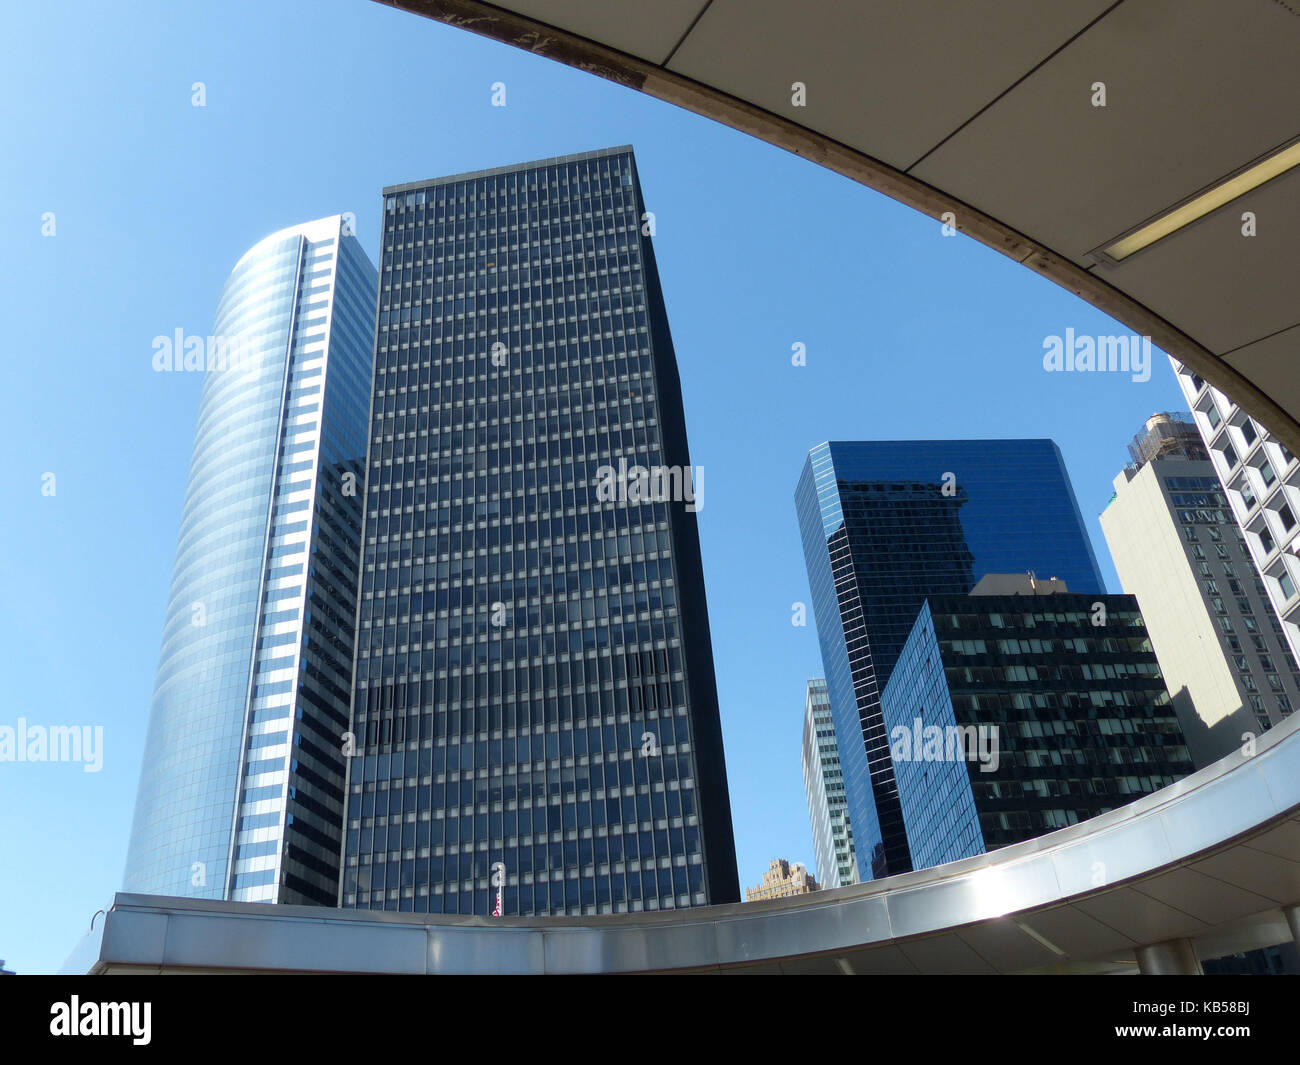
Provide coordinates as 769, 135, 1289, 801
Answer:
492, 885, 502, 918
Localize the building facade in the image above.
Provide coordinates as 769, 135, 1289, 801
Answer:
880, 585, 1193, 870
1101, 413, 1299, 766
124, 217, 377, 904
339, 147, 739, 916
802, 678, 856, 888
1173, 361, 1300, 686
795, 440, 1104, 880
745, 859, 820, 902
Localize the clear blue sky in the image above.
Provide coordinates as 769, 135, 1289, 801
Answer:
0, 0, 1185, 972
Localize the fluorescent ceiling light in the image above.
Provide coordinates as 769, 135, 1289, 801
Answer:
1103, 140, 1300, 261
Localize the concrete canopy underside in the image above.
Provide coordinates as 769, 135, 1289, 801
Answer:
377, 0, 1300, 456
67, 712, 1300, 974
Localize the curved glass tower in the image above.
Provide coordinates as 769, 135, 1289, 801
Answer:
124, 217, 377, 905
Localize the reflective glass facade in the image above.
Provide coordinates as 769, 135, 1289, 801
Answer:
124, 217, 377, 904
881, 594, 1193, 870
795, 440, 1104, 879
340, 147, 739, 916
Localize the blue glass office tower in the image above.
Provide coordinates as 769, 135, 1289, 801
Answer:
339, 147, 739, 915
794, 440, 1104, 879
123, 217, 378, 905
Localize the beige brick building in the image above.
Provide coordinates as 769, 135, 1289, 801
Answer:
746, 859, 820, 902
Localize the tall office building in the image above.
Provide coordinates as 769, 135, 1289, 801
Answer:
795, 440, 1104, 880
1172, 361, 1300, 678
880, 580, 1193, 870
802, 678, 857, 888
340, 147, 739, 916
124, 217, 378, 904
1101, 413, 1299, 766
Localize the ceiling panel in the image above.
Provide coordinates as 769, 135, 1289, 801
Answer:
1018, 904, 1138, 955
1191, 844, 1300, 904
1223, 326, 1300, 431
668, 0, 1114, 170
1095, 165, 1300, 358
897, 932, 1000, 974
1239, 817, 1300, 861
956, 918, 1063, 973
1134, 867, 1278, 924
1073, 887, 1207, 942
911, 0, 1300, 264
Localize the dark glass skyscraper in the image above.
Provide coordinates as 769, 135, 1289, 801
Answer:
880, 588, 1193, 871
795, 440, 1104, 880
340, 147, 739, 916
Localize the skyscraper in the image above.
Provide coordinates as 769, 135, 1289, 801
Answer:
1171, 361, 1300, 683
795, 440, 1104, 879
339, 147, 739, 916
124, 216, 378, 904
802, 678, 856, 888
1101, 413, 1299, 766
880, 579, 1193, 870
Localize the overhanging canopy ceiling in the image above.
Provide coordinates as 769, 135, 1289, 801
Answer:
379, 0, 1300, 453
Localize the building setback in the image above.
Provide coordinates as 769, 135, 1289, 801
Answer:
880, 583, 1193, 871
795, 439, 1104, 880
340, 147, 739, 916
802, 678, 857, 888
1101, 413, 1299, 767
124, 217, 377, 904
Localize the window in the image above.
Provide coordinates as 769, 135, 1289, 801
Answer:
1280, 571, 1297, 601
